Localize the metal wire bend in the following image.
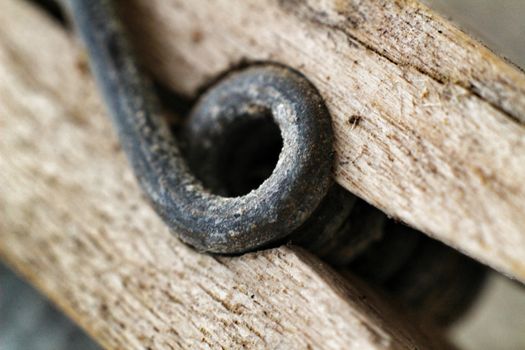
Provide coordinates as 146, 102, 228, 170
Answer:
69, 0, 334, 253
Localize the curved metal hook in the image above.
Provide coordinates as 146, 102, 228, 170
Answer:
68, 0, 334, 253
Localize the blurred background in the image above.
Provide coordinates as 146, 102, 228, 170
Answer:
1, 1, 525, 349
424, 0, 525, 69
422, 1, 525, 349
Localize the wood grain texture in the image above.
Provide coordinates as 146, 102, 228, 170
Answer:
0, 1, 450, 349
117, 0, 525, 282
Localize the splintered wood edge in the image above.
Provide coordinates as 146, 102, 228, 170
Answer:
0, 1, 450, 349
118, 0, 525, 282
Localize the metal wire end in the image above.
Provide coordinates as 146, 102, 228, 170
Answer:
69, 1, 334, 254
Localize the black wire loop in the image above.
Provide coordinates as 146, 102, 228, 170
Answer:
68, 0, 334, 253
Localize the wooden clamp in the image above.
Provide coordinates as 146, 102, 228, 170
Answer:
1, 0, 524, 348
119, 0, 525, 282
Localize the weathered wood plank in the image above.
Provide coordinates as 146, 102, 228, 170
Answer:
0, 1, 449, 349
118, 0, 525, 282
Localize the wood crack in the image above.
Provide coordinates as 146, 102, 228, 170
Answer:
280, 0, 524, 126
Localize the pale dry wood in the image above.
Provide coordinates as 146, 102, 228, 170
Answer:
117, 0, 525, 282
0, 1, 451, 349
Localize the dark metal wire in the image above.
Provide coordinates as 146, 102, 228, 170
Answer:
181, 80, 383, 263
68, 0, 334, 254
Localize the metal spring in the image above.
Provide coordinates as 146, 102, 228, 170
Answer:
179, 71, 383, 262
69, 0, 487, 327
181, 67, 487, 326
348, 224, 487, 327
69, 1, 335, 254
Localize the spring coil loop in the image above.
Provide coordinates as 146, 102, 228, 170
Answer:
69, 1, 334, 254
182, 69, 487, 326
